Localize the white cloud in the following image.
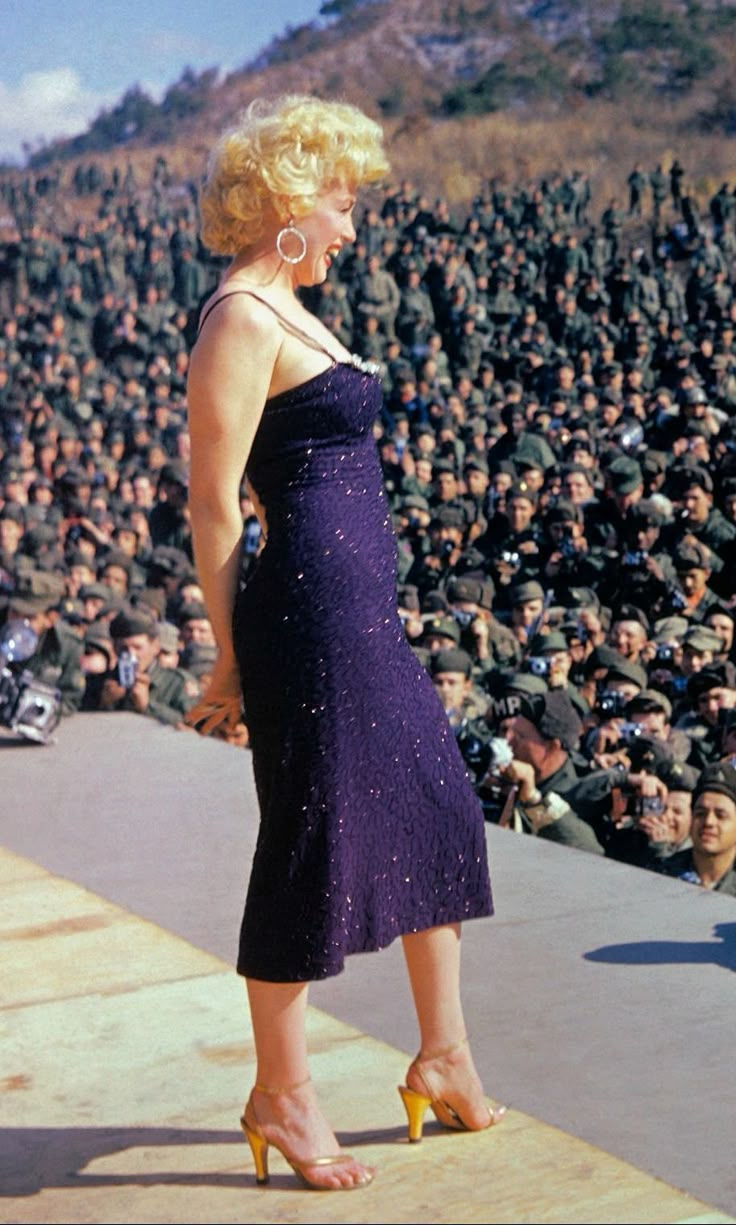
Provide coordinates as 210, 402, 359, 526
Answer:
0, 68, 118, 164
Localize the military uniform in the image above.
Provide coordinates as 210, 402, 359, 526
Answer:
25, 622, 86, 715
89, 659, 200, 725
656, 849, 736, 897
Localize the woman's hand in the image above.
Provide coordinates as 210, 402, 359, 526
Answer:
183, 654, 245, 739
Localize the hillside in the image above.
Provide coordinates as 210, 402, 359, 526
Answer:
18, 0, 736, 211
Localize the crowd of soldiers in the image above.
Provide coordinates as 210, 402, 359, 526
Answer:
2, 151, 736, 896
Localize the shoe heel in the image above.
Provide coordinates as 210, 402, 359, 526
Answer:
398, 1084, 432, 1143
241, 1118, 270, 1184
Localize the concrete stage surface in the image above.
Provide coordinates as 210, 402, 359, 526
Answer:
2, 712, 735, 1224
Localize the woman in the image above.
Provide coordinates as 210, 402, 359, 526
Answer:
185, 95, 503, 1191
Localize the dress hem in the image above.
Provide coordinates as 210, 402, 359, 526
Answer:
236, 903, 494, 983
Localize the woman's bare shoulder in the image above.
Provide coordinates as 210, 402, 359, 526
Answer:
196, 288, 282, 345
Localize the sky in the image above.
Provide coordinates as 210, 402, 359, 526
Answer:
1, 0, 325, 165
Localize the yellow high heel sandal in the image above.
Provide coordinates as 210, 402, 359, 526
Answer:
240, 1078, 374, 1190
398, 1036, 507, 1143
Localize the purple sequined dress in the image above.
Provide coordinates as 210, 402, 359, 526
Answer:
233, 358, 493, 981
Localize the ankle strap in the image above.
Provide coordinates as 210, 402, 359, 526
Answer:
253, 1075, 311, 1095
418, 1035, 469, 1063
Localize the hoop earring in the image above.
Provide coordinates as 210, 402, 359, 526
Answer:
276, 219, 307, 265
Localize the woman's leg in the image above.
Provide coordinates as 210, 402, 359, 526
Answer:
244, 978, 374, 1188
401, 925, 504, 1129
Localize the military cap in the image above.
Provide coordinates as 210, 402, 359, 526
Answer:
109, 607, 159, 640
544, 498, 581, 526
626, 735, 674, 773
528, 630, 569, 654
679, 465, 713, 494
80, 582, 116, 602
82, 626, 114, 662
21, 523, 59, 553
421, 616, 461, 644
605, 456, 644, 494
134, 587, 166, 618
693, 761, 736, 807
432, 506, 466, 530
682, 626, 723, 654
148, 545, 194, 578
684, 385, 709, 406
565, 586, 601, 612
421, 590, 449, 615
509, 580, 545, 606
464, 455, 489, 474
658, 760, 699, 792
446, 576, 494, 610
8, 591, 58, 616
176, 600, 209, 623
505, 672, 549, 697
627, 499, 667, 529
652, 615, 689, 644
627, 688, 673, 720
179, 642, 217, 678
506, 481, 537, 505
157, 621, 181, 653
687, 664, 736, 702
489, 459, 518, 478
514, 452, 546, 474
519, 689, 582, 751
158, 459, 188, 487
14, 569, 66, 602
400, 494, 431, 512
0, 503, 25, 524
612, 604, 650, 632
641, 449, 668, 477
605, 657, 647, 689
429, 647, 473, 677
57, 597, 86, 625
672, 541, 711, 572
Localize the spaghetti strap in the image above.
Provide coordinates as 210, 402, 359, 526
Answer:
198, 288, 341, 364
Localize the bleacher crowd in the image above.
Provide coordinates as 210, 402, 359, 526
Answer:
2, 152, 736, 894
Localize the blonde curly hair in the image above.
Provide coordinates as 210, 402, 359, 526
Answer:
199, 94, 390, 256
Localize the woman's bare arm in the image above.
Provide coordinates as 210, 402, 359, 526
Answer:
186, 295, 281, 675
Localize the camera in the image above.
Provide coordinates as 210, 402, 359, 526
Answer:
242, 518, 262, 555
631, 794, 666, 818
452, 609, 475, 630
618, 721, 644, 744
597, 689, 629, 717
499, 549, 521, 569
655, 643, 675, 664
527, 655, 550, 677
559, 533, 577, 560
0, 619, 61, 745
117, 648, 138, 689
666, 587, 687, 612
622, 549, 648, 567
455, 729, 514, 821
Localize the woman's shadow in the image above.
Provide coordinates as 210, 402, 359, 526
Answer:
584, 920, 736, 971
1, 1122, 404, 1196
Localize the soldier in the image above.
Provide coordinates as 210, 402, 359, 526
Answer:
90, 606, 201, 726
649, 164, 668, 222
656, 761, 736, 895
6, 571, 86, 715
627, 164, 648, 217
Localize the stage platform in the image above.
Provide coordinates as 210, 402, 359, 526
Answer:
2, 712, 735, 1224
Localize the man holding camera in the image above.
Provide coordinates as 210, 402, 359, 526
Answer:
500, 688, 606, 854
6, 570, 86, 716
91, 606, 201, 726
